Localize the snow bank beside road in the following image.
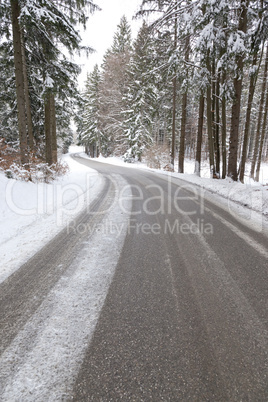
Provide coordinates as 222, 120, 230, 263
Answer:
0, 147, 102, 283
81, 152, 268, 218
0, 175, 132, 401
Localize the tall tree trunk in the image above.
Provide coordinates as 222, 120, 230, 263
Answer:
227, 0, 249, 181
21, 30, 34, 153
239, 47, 262, 182
45, 94, 53, 165
206, 53, 215, 177
171, 76, 177, 168
221, 89, 227, 179
207, 85, 214, 177
250, 43, 268, 178
50, 94, 57, 164
178, 91, 187, 173
228, 76, 242, 180
178, 35, 190, 173
215, 69, 220, 177
10, 0, 28, 165
220, 14, 228, 180
255, 86, 268, 181
170, 0, 178, 169
194, 94, 204, 176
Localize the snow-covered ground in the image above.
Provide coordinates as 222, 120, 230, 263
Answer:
0, 147, 103, 283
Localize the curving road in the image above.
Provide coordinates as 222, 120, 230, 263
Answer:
0, 155, 267, 401
71, 156, 268, 401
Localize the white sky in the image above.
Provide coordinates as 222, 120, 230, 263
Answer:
77, 0, 143, 87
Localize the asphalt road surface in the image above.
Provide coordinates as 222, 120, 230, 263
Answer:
71, 157, 268, 401
1, 156, 268, 401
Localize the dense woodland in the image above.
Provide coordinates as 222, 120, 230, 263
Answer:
0, 0, 99, 179
1, 0, 268, 182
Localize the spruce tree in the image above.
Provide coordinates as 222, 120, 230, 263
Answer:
227, 0, 250, 181
123, 22, 157, 161
0, 0, 100, 164
99, 16, 132, 155
79, 65, 104, 156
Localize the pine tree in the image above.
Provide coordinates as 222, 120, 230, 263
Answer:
138, 0, 194, 170
148, 29, 174, 152
239, 42, 263, 183
227, 0, 250, 181
99, 16, 132, 155
250, 43, 268, 179
20, 0, 98, 163
1, 0, 100, 164
79, 65, 105, 156
123, 22, 157, 161
10, 0, 29, 165
0, 40, 18, 143
111, 15, 132, 54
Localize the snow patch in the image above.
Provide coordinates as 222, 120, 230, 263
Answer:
0, 175, 132, 401
0, 146, 103, 283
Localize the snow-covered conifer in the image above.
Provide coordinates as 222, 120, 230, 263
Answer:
123, 22, 157, 161
79, 65, 105, 156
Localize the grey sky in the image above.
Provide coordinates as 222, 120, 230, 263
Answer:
77, 0, 143, 86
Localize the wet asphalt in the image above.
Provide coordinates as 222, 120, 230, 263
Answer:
70, 158, 268, 401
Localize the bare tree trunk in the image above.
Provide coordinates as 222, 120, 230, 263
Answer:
194, 94, 204, 176
178, 91, 187, 173
215, 69, 220, 177
228, 77, 243, 181
220, 15, 228, 180
10, 0, 28, 165
250, 43, 268, 178
206, 53, 215, 177
21, 30, 34, 153
178, 35, 190, 173
221, 89, 227, 179
50, 94, 57, 164
255, 86, 268, 181
211, 59, 218, 175
239, 47, 262, 182
170, 0, 178, 169
45, 94, 53, 165
207, 86, 215, 177
171, 76, 177, 168
228, 0, 249, 181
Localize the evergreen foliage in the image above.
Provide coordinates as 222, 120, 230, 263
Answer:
99, 16, 132, 155
123, 22, 157, 161
79, 65, 105, 156
0, 0, 99, 167
1, 0, 268, 182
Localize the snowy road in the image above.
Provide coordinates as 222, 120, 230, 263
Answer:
1, 155, 268, 400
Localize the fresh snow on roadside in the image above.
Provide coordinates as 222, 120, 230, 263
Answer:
0, 175, 132, 401
0, 146, 103, 283
82, 152, 268, 219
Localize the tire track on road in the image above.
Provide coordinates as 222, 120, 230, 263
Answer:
0, 175, 113, 355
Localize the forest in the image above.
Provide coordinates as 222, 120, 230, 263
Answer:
1, 0, 268, 182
